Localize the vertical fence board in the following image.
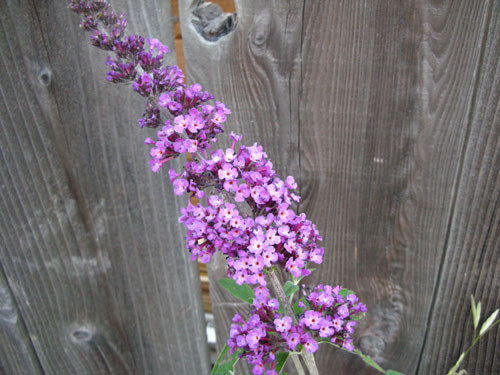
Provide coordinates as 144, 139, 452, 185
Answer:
179, 1, 304, 373
300, 1, 494, 373
0, 1, 209, 374
181, 0, 499, 374
418, 2, 500, 373
0, 266, 43, 375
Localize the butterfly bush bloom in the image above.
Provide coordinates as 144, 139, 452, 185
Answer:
69, 1, 366, 371
173, 141, 324, 284
227, 284, 366, 373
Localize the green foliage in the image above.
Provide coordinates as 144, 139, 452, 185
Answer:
318, 339, 405, 374
352, 348, 385, 373
283, 281, 299, 298
447, 296, 500, 375
338, 288, 355, 298
217, 277, 255, 304
292, 297, 310, 316
274, 352, 289, 373
210, 344, 242, 375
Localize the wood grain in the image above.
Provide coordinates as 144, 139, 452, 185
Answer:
417, 1, 500, 373
0, 1, 209, 374
300, 1, 495, 373
180, 0, 499, 374
179, 1, 304, 373
0, 266, 43, 375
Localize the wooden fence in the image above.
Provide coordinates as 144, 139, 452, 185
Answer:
1, 1, 499, 374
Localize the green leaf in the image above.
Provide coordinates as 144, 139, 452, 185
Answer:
479, 308, 499, 336
218, 278, 255, 304
447, 352, 465, 375
339, 288, 355, 298
283, 281, 299, 298
211, 344, 242, 375
292, 297, 310, 316
352, 349, 385, 373
278, 304, 286, 315
317, 340, 387, 374
317, 338, 332, 345
476, 301, 482, 330
351, 312, 366, 321
275, 351, 289, 373
470, 295, 480, 331
212, 343, 230, 369
386, 370, 406, 375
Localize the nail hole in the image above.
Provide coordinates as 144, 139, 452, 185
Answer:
38, 68, 52, 86
71, 328, 92, 342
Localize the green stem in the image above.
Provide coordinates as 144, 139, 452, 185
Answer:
267, 269, 319, 375
447, 319, 500, 375
464, 319, 500, 358
290, 353, 306, 375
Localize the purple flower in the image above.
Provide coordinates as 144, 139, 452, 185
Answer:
247, 328, 264, 349
70, 4, 368, 370
274, 316, 292, 333
319, 321, 335, 338
303, 337, 319, 353
342, 338, 354, 351
172, 178, 188, 195
302, 310, 322, 330
286, 333, 300, 350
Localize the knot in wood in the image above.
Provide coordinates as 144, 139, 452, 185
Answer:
0, 287, 17, 324
358, 334, 386, 358
192, 2, 237, 42
249, 16, 270, 48
252, 29, 267, 46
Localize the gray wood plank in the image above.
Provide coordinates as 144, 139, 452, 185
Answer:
179, 0, 303, 355
181, 0, 499, 374
417, 2, 500, 373
0, 1, 209, 374
300, 1, 493, 373
0, 265, 44, 375
179, 1, 303, 373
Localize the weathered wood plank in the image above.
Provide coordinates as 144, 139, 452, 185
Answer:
0, 1, 209, 374
300, 1, 493, 373
181, 0, 499, 374
0, 266, 44, 375
179, 1, 303, 373
417, 2, 500, 373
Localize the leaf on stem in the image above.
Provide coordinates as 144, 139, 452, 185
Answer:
447, 352, 465, 375
339, 288, 356, 298
274, 351, 289, 373
352, 349, 386, 373
292, 297, 310, 316
470, 295, 480, 331
218, 277, 255, 304
317, 339, 388, 373
479, 308, 499, 336
211, 344, 243, 375
283, 281, 299, 298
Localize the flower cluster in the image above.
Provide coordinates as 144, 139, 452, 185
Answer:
145, 87, 230, 171
300, 284, 367, 350
69, 2, 367, 373
69, 0, 186, 132
173, 138, 324, 285
228, 284, 366, 374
